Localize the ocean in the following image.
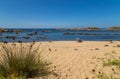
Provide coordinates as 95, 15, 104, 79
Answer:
1, 28, 120, 42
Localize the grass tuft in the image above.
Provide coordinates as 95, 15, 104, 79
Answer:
0, 42, 51, 79
104, 60, 120, 67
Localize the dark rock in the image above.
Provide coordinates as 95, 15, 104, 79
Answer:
86, 77, 89, 79
3, 41, 8, 44
49, 41, 52, 42
41, 30, 51, 33
23, 36, 30, 39
18, 41, 22, 43
95, 48, 99, 50
27, 33, 34, 36
5, 36, 16, 40
55, 49, 57, 51
98, 71, 101, 74
92, 69, 95, 72
49, 48, 51, 51
74, 48, 78, 50
90, 49, 93, 51
109, 40, 113, 43
117, 45, 120, 47
64, 32, 75, 35
104, 44, 109, 47
77, 40, 82, 43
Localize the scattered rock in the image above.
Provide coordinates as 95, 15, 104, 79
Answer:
54, 66, 56, 68
76, 38, 82, 43
86, 77, 89, 79
111, 68, 115, 72
41, 30, 51, 33
27, 33, 35, 36
68, 69, 70, 71
23, 36, 30, 39
92, 69, 95, 72
5, 36, 16, 40
74, 48, 78, 50
55, 49, 57, 51
3, 41, 8, 44
49, 41, 52, 42
95, 48, 99, 50
64, 32, 76, 35
77, 40, 82, 43
90, 49, 93, 51
104, 44, 109, 47
109, 40, 113, 43
18, 40, 22, 43
117, 45, 120, 47
49, 48, 51, 51
98, 71, 101, 74
65, 74, 68, 77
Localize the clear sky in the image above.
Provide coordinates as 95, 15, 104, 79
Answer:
0, 0, 120, 28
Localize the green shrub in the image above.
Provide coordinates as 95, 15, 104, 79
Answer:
104, 60, 120, 67
0, 42, 51, 79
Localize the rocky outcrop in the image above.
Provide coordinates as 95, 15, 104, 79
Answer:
0, 28, 23, 33
6, 30, 23, 33
82, 27, 100, 31
0, 28, 6, 32
107, 27, 120, 31
41, 30, 51, 33
56, 27, 100, 31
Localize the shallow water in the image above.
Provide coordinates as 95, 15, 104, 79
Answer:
1, 28, 120, 42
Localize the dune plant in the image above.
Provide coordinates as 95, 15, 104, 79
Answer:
0, 42, 51, 79
104, 60, 120, 67
97, 52, 120, 79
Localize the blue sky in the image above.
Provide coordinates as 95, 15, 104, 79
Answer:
0, 0, 120, 28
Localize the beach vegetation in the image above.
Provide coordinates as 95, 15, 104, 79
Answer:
0, 42, 52, 79
96, 52, 120, 79
97, 72, 111, 79
104, 60, 120, 67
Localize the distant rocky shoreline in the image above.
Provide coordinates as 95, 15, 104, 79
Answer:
0, 27, 120, 33
56, 27, 120, 31
0, 28, 23, 33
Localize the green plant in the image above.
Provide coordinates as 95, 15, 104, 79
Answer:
0, 42, 51, 79
104, 60, 120, 68
97, 72, 110, 79
91, 51, 120, 79
0, 76, 4, 79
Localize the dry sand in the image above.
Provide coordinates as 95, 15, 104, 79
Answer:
37, 41, 120, 79
1, 41, 120, 79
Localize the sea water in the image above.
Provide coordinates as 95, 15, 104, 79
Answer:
1, 28, 120, 42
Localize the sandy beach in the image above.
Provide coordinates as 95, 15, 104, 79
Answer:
35, 41, 120, 79
1, 41, 120, 79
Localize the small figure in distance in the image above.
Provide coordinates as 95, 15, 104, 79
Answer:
109, 40, 113, 43
4, 41, 8, 44
76, 38, 82, 43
